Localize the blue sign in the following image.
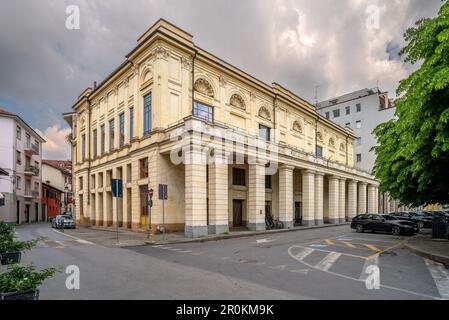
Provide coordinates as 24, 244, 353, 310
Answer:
158, 184, 168, 200
111, 179, 123, 198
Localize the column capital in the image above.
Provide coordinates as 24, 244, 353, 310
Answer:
348, 179, 358, 184
279, 164, 295, 171
359, 181, 368, 186
301, 169, 315, 175
338, 177, 347, 182
314, 171, 325, 177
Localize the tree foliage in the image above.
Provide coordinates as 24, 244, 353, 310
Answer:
372, 1, 449, 207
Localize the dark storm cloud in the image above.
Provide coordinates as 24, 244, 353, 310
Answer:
0, 0, 443, 159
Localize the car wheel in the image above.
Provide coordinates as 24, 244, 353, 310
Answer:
392, 226, 401, 236
356, 224, 364, 233
418, 221, 424, 229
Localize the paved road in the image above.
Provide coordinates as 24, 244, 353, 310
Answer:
12, 223, 449, 300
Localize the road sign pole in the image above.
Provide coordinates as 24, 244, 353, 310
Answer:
116, 180, 119, 245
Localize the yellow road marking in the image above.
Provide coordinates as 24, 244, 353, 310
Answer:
341, 241, 357, 248
364, 244, 381, 252
324, 239, 335, 245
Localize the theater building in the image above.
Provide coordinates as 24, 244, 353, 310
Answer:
64, 19, 379, 238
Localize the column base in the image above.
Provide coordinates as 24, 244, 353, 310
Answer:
185, 225, 208, 238
208, 224, 229, 234
302, 220, 315, 226
315, 219, 324, 226
329, 218, 340, 224
280, 221, 294, 229
248, 223, 265, 231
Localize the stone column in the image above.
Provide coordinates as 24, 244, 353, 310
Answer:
328, 176, 339, 224
314, 172, 324, 225
339, 178, 346, 223
347, 180, 357, 219
358, 182, 367, 214
184, 149, 208, 238
279, 165, 294, 228
374, 186, 379, 214
367, 184, 376, 214
302, 170, 315, 226
248, 162, 266, 231
208, 158, 229, 234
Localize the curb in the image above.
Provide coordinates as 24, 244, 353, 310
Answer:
403, 238, 449, 266
144, 223, 351, 245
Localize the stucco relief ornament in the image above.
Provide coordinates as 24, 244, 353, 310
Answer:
154, 46, 169, 59
230, 94, 245, 110
258, 106, 271, 120
219, 76, 226, 88
292, 121, 303, 134
250, 92, 256, 102
181, 57, 192, 70
194, 78, 214, 97
317, 132, 324, 142
340, 143, 346, 152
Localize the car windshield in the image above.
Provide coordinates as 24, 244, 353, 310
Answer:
61, 215, 72, 220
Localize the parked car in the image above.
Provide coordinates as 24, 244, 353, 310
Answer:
390, 212, 429, 229
408, 212, 434, 228
351, 214, 419, 236
51, 215, 76, 229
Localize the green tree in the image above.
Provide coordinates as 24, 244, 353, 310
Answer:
372, 0, 449, 207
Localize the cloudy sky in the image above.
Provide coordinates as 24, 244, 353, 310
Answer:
0, 0, 442, 160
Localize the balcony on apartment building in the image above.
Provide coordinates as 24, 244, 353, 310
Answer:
24, 186, 39, 199
24, 165, 40, 176
24, 141, 39, 156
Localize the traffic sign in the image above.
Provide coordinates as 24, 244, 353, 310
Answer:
111, 179, 123, 198
158, 184, 168, 200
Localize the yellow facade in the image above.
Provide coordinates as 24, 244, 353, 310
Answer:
65, 19, 379, 237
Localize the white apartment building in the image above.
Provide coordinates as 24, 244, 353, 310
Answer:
42, 160, 73, 213
0, 108, 45, 224
316, 88, 398, 213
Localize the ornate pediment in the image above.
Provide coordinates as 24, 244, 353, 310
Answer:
339, 143, 346, 152
317, 132, 323, 143
194, 78, 214, 98
328, 138, 336, 148
258, 106, 271, 120
230, 94, 245, 110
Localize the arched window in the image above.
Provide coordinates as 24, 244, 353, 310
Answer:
258, 106, 271, 120
230, 94, 245, 110
194, 78, 214, 98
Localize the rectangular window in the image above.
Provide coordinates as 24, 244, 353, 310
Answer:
193, 101, 213, 123
325, 112, 330, 119
98, 172, 103, 188
333, 109, 340, 118
100, 125, 105, 155
16, 126, 21, 140
345, 106, 351, 115
26, 133, 31, 148
265, 175, 272, 189
81, 134, 86, 161
143, 94, 152, 135
356, 137, 362, 146
16, 151, 21, 165
16, 176, 21, 189
232, 168, 246, 186
356, 120, 362, 129
259, 124, 271, 141
109, 119, 115, 151
91, 174, 96, 189
126, 164, 132, 183
79, 176, 83, 191
316, 145, 323, 157
129, 107, 134, 141
356, 103, 362, 112
93, 129, 98, 158
119, 113, 125, 147
356, 154, 362, 162
139, 158, 148, 179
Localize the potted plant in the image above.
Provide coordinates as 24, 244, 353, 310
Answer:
0, 264, 58, 300
0, 223, 39, 265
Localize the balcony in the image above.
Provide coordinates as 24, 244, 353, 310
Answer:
24, 165, 40, 176
24, 142, 39, 156
24, 189, 39, 199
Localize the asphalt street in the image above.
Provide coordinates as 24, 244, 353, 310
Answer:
10, 223, 449, 300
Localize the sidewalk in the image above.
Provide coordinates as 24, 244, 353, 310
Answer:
58, 222, 350, 248
404, 229, 449, 265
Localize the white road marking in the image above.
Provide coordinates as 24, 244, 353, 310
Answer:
269, 265, 288, 270
425, 259, 449, 300
360, 254, 379, 281
180, 250, 192, 253
315, 252, 342, 272
255, 238, 277, 244
293, 247, 315, 261
75, 239, 94, 245
290, 269, 309, 275
169, 248, 182, 251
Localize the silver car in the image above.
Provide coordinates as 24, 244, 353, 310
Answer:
51, 215, 76, 229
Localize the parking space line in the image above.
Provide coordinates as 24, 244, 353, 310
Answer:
324, 239, 335, 246
341, 241, 357, 248
293, 247, 315, 261
425, 259, 449, 300
364, 244, 381, 252
315, 252, 341, 271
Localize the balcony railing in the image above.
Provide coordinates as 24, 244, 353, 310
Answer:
24, 142, 39, 155
24, 189, 39, 198
24, 165, 39, 176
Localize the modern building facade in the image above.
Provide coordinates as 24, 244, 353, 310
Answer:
0, 108, 45, 224
316, 88, 396, 173
65, 19, 379, 238
42, 160, 73, 217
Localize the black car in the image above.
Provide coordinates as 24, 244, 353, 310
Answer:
408, 211, 434, 228
390, 212, 429, 229
351, 214, 419, 236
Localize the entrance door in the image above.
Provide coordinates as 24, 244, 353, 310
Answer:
294, 202, 302, 225
35, 203, 39, 222
25, 204, 30, 223
16, 201, 20, 224
233, 200, 243, 227
42, 204, 46, 222
139, 185, 148, 228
